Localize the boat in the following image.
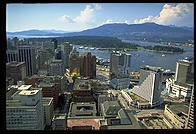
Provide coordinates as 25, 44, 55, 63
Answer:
84, 47, 88, 50
79, 46, 84, 49
90, 47, 95, 50
162, 54, 166, 57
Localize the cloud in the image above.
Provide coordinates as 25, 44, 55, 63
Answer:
59, 4, 102, 25
134, 3, 193, 26
58, 15, 74, 23
101, 19, 130, 25
73, 5, 95, 24
93, 3, 102, 10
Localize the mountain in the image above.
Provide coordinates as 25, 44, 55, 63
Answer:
7, 22, 194, 43
61, 22, 194, 43
168, 25, 194, 32
7, 29, 73, 36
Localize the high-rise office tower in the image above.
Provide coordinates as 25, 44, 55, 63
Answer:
51, 38, 58, 50
132, 66, 163, 106
69, 48, 80, 76
109, 51, 131, 89
175, 59, 194, 84
186, 86, 194, 129
54, 46, 62, 60
49, 59, 64, 76
6, 61, 26, 84
6, 37, 19, 50
6, 49, 18, 63
6, 85, 44, 130
61, 42, 73, 69
18, 45, 37, 76
37, 49, 50, 70
80, 52, 96, 79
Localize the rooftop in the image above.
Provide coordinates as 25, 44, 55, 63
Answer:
6, 61, 25, 67
68, 102, 97, 117
43, 97, 53, 105
174, 81, 193, 88
67, 118, 101, 130
18, 85, 32, 90
74, 81, 91, 91
19, 89, 39, 96
102, 101, 121, 117
140, 65, 163, 72
128, 91, 148, 103
167, 103, 189, 116
54, 114, 66, 120
178, 59, 193, 65
106, 110, 141, 129
38, 81, 55, 87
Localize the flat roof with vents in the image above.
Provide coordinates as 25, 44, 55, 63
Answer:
18, 85, 32, 90
19, 90, 39, 96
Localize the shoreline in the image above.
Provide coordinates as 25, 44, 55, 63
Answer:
97, 47, 183, 54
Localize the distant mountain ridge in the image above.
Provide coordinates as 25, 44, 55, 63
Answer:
7, 22, 194, 43
7, 29, 72, 36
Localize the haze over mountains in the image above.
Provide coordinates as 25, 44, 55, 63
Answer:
7, 22, 194, 43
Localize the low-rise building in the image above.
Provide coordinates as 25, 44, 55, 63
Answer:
6, 61, 27, 84
98, 93, 118, 114
67, 102, 102, 130
166, 78, 193, 99
163, 103, 189, 129
52, 113, 67, 130
100, 101, 141, 129
72, 79, 94, 102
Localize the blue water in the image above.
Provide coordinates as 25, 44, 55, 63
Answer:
7, 34, 193, 72
76, 41, 194, 72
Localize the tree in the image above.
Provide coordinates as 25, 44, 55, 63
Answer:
72, 74, 78, 83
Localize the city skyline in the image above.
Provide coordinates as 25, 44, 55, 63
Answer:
6, 3, 194, 32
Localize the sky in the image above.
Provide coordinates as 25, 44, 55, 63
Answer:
6, 3, 194, 32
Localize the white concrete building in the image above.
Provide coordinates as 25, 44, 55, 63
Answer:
166, 78, 193, 98
131, 66, 164, 108
6, 85, 44, 130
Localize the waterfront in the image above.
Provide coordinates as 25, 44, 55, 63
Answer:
76, 40, 194, 72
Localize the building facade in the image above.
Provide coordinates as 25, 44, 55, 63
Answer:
80, 52, 96, 79
175, 59, 194, 84
72, 79, 94, 102
6, 61, 27, 84
131, 66, 163, 108
38, 80, 59, 109
43, 97, 54, 127
6, 49, 18, 63
18, 45, 37, 76
69, 48, 80, 77
166, 59, 194, 99
109, 51, 131, 89
49, 59, 64, 76
61, 42, 73, 69
163, 104, 189, 129
6, 85, 44, 130
185, 87, 194, 129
